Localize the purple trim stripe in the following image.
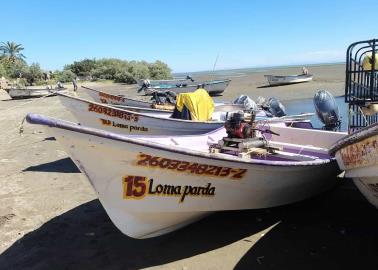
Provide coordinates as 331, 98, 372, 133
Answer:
26, 113, 336, 167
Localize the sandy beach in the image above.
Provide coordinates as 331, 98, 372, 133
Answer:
1, 64, 378, 270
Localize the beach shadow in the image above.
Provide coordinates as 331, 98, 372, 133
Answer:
235, 179, 378, 270
257, 81, 314, 89
22, 157, 80, 173
257, 84, 283, 88
43, 137, 56, 141
0, 200, 281, 270
2, 179, 375, 269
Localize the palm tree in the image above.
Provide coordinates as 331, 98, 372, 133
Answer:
0, 41, 26, 64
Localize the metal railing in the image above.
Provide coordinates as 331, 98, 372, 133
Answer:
345, 39, 378, 131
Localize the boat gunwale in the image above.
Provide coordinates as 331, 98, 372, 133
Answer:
81, 86, 151, 106
26, 113, 335, 167
329, 121, 378, 154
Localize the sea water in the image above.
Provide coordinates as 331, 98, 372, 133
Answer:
284, 96, 348, 131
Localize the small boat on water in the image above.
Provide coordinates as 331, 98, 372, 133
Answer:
26, 112, 344, 238
139, 79, 231, 96
5, 87, 67, 99
264, 73, 313, 86
329, 38, 378, 208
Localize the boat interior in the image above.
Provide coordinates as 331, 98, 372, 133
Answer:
133, 126, 338, 163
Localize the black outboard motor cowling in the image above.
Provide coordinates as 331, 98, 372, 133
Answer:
151, 91, 177, 104
186, 75, 194, 82
313, 90, 340, 129
137, 80, 151, 93
267, 97, 286, 117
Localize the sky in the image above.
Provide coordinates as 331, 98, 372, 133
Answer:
1, 0, 378, 73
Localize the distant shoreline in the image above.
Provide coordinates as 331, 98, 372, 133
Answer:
173, 62, 345, 76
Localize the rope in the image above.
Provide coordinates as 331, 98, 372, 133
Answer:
18, 115, 27, 135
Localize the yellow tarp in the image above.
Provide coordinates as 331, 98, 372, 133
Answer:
175, 88, 214, 121
362, 52, 378, 71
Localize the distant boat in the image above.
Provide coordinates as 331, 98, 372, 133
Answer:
5, 87, 67, 99
140, 79, 231, 96
264, 74, 313, 86
137, 75, 194, 87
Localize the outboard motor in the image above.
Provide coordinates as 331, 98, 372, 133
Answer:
151, 91, 177, 104
186, 75, 194, 82
197, 83, 206, 89
224, 112, 256, 139
266, 97, 286, 117
313, 90, 340, 130
233, 95, 258, 112
137, 79, 151, 93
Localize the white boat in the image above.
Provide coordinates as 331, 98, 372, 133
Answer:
330, 124, 378, 207
6, 87, 67, 99
136, 76, 193, 87
264, 74, 313, 86
56, 93, 315, 136
57, 93, 224, 135
26, 113, 344, 238
81, 86, 248, 115
141, 79, 231, 96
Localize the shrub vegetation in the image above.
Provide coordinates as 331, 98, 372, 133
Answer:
0, 41, 172, 86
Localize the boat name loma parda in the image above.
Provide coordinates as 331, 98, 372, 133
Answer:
122, 175, 216, 203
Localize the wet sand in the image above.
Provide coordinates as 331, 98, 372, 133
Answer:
1, 64, 378, 270
84, 63, 346, 103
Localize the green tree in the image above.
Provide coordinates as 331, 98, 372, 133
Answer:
148, 60, 172, 79
63, 58, 172, 84
128, 61, 149, 80
66, 59, 96, 76
114, 71, 136, 84
6, 60, 29, 78
29, 63, 43, 80
54, 70, 76, 83
0, 41, 26, 64
92, 58, 129, 80
0, 62, 7, 77
21, 63, 44, 85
